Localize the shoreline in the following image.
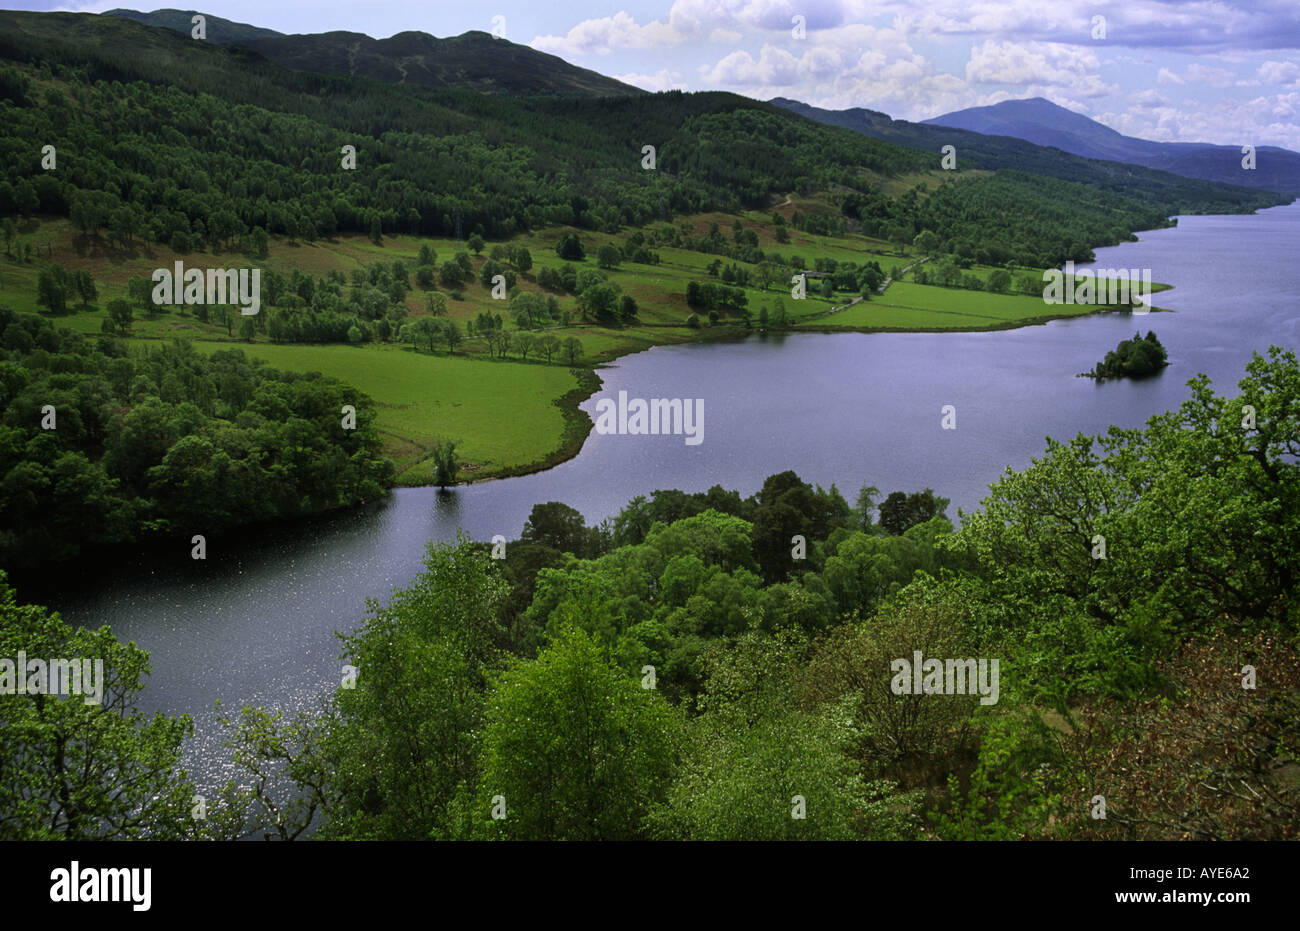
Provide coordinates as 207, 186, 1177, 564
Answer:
409, 298, 1177, 488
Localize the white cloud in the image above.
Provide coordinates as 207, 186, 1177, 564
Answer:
702, 44, 801, 85
614, 69, 690, 92
1259, 60, 1300, 87
530, 11, 689, 56
965, 39, 1098, 86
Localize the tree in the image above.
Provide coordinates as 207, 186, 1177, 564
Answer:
510, 245, 533, 272
538, 334, 561, 363
514, 331, 535, 361
467, 233, 485, 255
619, 295, 638, 322
240, 317, 257, 341
442, 320, 462, 354
509, 291, 545, 330
127, 275, 153, 312
476, 625, 677, 840
277, 535, 509, 840
439, 261, 466, 289
579, 282, 621, 322
988, 268, 1011, 292
107, 298, 134, 334
0, 576, 197, 838
913, 230, 941, 255
596, 245, 621, 269
72, 270, 97, 308
414, 317, 440, 351
36, 265, 70, 314
425, 292, 449, 317
521, 502, 592, 556
650, 630, 916, 840
877, 488, 949, 535
12, 179, 38, 217
556, 233, 585, 261
430, 439, 458, 487
852, 485, 881, 531
562, 336, 582, 365
417, 243, 437, 266
480, 259, 503, 289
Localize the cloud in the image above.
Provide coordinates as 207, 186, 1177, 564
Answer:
1097, 91, 1300, 150
1259, 60, 1300, 86
884, 0, 1300, 53
702, 44, 801, 85
614, 69, 690, 92
964, 40, 1114, 96
530, 11, 689, 56
1131, 88, 1166, 108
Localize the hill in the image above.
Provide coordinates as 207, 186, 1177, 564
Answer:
102, 8, 641, 96
770, 97, 1288, 214
923, 97, 1300, 196
103, 7, 283, 43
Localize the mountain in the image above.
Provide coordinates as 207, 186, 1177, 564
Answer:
0, 8, 1283, 270
102, 8, 641, 96
923, 97, 1300, 196
103, 7, 283, 43
771, 97, 1292, 213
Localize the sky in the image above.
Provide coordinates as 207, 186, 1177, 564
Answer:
19, 0, 1300, 149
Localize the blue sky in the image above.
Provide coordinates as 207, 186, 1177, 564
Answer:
23, 1, 1300, 149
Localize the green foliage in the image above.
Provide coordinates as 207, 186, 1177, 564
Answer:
0, 313, 393, 567
476, 625, 679, 840
1093, 330, 1168, 378
650, 630, 920, 840
0, 574, 197, 839
878, 487, 950, 535
429, 438, 458, 487
310, 535, 508, 840
555, 233, 585, 261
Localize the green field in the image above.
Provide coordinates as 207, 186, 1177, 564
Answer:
197, 342, 584, 485
1, 206, 1175, 485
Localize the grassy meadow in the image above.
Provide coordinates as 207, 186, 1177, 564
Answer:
0, 204, 1172, 484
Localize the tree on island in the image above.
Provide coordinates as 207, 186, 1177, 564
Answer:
1092, 331, 1168, 379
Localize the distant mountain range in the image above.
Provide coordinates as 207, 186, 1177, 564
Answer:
103, 8, 642, 97
922, 97, 1299, 196
769, 97, 1273, 206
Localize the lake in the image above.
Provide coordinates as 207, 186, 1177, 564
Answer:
39, 201, 1300, 795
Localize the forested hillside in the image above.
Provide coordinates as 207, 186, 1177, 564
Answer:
103, 9, 642, 96
0, 10, 1280, 267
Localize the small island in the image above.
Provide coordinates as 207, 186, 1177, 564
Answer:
1084, 330, 1169, 379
